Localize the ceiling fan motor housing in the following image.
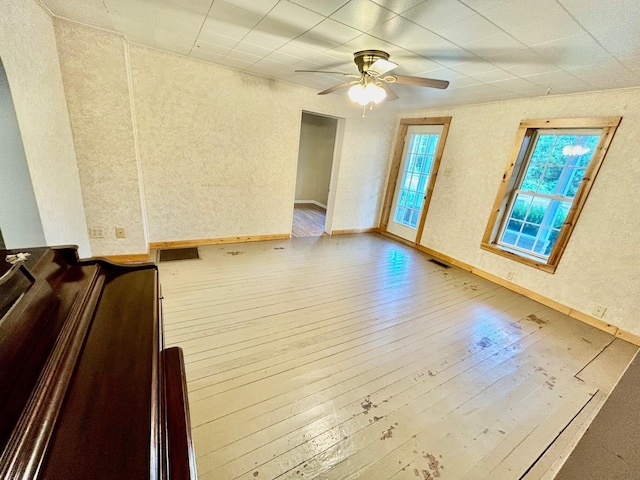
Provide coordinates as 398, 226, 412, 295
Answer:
354, 50, 390, 74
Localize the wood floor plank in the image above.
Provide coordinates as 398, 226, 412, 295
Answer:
156, 234, 636, 480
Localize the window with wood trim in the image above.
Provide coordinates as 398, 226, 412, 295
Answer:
481, 117, 621, 273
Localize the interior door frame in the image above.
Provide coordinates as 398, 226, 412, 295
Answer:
380, 116, 452, 246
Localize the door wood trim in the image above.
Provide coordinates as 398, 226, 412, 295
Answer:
379, 117, 452, 246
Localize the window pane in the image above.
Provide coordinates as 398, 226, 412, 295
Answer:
531, 135, 555, 163
552, 202, 570, 229
524, 197, 550, 224
417, 174, 428, 195
539, 166, 563, 194
511, 195, 531, 220
395, 207, 405, 223
564, 168, 586, 197
532, 228, 553, 254
522, 163, 545, 192
410, 209, 419, 227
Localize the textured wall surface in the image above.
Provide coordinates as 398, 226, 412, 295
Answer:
128, 44, 393, 242
55, 20, 147, 256
295, 113, 336, 206
400, 88, 640, 334
0, 0, 90, 256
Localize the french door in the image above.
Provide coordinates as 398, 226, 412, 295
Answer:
382, 118, 451, 244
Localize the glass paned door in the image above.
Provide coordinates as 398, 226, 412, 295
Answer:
387, 124, 444, 242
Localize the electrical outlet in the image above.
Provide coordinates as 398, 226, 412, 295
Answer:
115, 227, 126, 239
506, 271, 515, 281
592, 306, 607, 318
89, 227, 104, 239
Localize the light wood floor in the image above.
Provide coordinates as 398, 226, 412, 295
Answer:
158, 234, 637, 480
292, 204, 326, 238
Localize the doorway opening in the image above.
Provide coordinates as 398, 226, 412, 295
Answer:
0, 57, 45, 249
381, 117, 452, 246
292, 112, 338, 238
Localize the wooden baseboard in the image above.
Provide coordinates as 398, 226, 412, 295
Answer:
149, 233, 290, 250
616, 329, 640, 346
378, 230, 417, 248
331, 228, 380, 235
101, 253, 151, 263
416, 244, 639, 345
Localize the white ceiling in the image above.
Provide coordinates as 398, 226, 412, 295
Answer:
40, 0, 640, 110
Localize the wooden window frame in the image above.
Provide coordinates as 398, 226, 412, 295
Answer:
481, 117, 621, 273
380, 117, 452, 246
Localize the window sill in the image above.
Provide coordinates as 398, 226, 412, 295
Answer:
480, 243, 557, 273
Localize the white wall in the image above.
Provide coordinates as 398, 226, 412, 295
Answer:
0, 60, 46, 248
52, 20, 395, 246
295, 113, 337, 206
398, 88, 640, 335
0, 0, 90, 256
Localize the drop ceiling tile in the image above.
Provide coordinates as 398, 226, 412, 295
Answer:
531, 33, 615, 69
395, 57, 442, 75
256, 1, 325, 36
470, 68, 517, 83
402, 0, 476, 30
288, 0, 350, 16
162, 0, 213, 15
264, 50, 304, 65
369, 0, 427, 14
197, 30, 238, 48
337, 34, 402, 56
155, 28, 195, 55
202, 1, 263, 40
447, 75, 483, 89
215, 55, 255, 70
242, 30, 294, 50
189, 48, 227, 64
558, 0, 640, 32
508, 11, 584, 46
192, 40, 231, 56
462, 32, 526, 59
431, 14, 503, 45
241, 2, 324, 49
524, 70, 587, 90
105, 0, 154, 20
481, 0, 564, 30
589, 24, 640, 59
224, 0, 279, 17
566, 61, 632, 81
233, 41, 273, 57
331, 0, 397, 32
155, 3, 203, 36
450, 60, 498, 75
489, 77, 547, 95
276, 41, 325, 60
301, 19, 362, 48
458, 0, 512, 12
225, 49, 262, 64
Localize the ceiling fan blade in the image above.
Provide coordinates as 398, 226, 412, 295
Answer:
368, 58, 398, 76
391, 75, 449, 89
318, 82, 352, 95
380, 83, 398, 101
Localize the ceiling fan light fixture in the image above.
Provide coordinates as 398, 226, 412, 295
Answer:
348, 82, 386, 106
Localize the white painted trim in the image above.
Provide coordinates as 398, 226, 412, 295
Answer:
123, 40, 150, 247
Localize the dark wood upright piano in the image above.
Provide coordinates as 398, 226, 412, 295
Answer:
0, 246, 196, 479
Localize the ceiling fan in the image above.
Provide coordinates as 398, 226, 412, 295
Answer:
295, 50, 449, 107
